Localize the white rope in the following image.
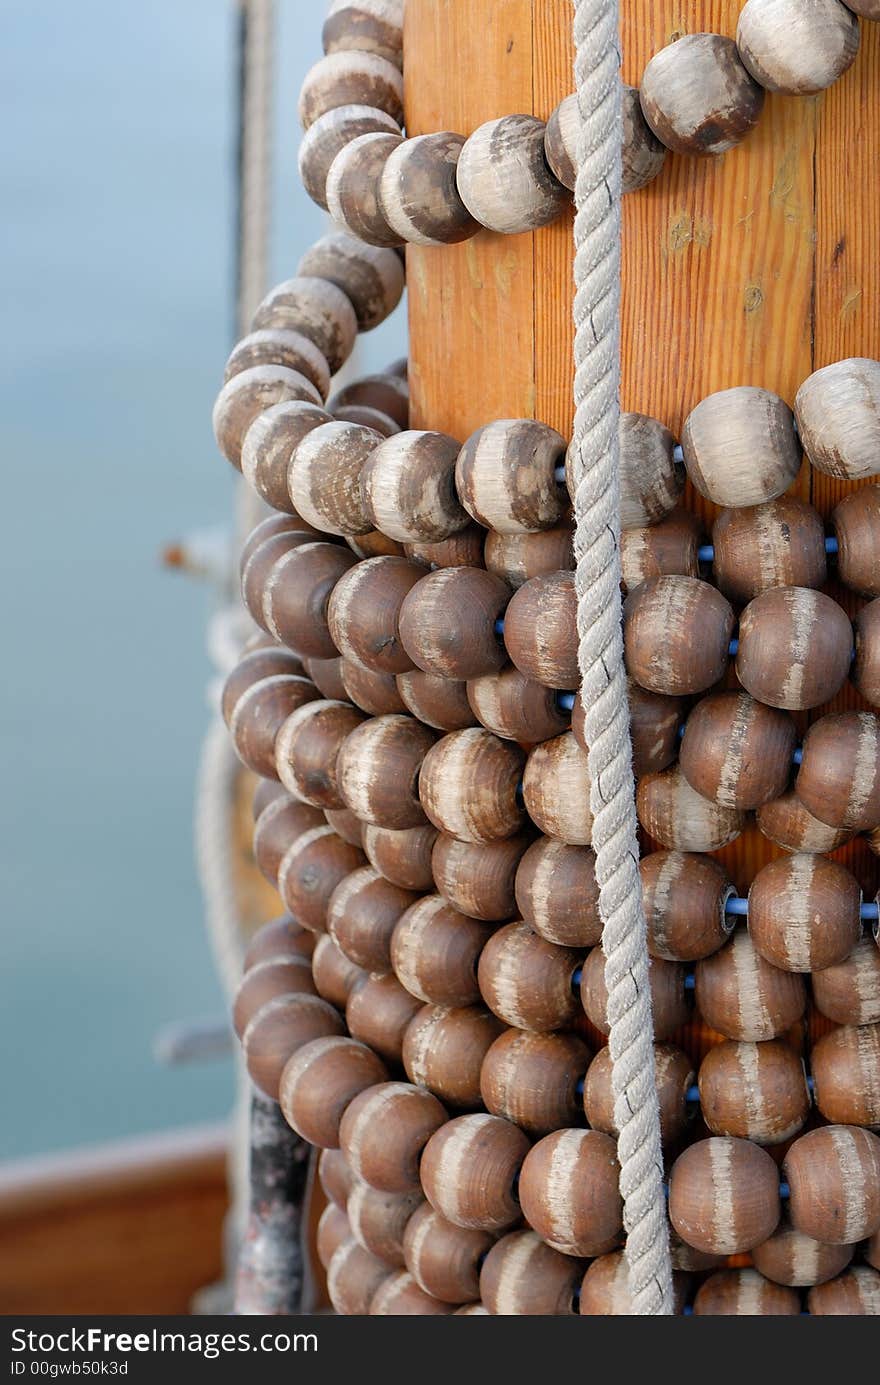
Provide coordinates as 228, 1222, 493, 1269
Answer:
570, 0, 674, 1314
195, 716, 246, 1001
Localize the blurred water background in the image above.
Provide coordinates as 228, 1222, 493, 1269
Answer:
0, 0, 405, 1160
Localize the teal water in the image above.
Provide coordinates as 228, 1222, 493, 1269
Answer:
0, 1, 405, 1160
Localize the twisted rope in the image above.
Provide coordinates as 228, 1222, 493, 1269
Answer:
570, 0, 673, 1314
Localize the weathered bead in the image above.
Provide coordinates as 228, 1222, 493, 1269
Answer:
613, 411, 683, 529
346, 972, 423, 1063
361, 430, 468, 542
379, 133, 479, 246
298, 50, 403, 130
711, 496, 827, 604
213, 365, 323, 470
288, 420, 379, 537
583, 1042, 694, 1147
519, 1128, 622, 1258
224, 329, 331, 397
796, 358, 880, 481
326, 865, 419, 972
326, 130, 404, 248
640, 34, 765, 156
347, 526, 406, 558
478, 921, 582, 1032
221, 646, 307, 726
318, 1147, 354, 1209
317, 1203, 351, 1269
812, 935, 880, 1026
403, 1005, 504, 1109
233, 957, 317, 1039
808, 1266, 880, 1315
242, 993, 345, 1100
796, 711, 880, 830
391, 896, 493, 1007
832, 485, 880, 596
853, 598, 880, 708
457, 114, 568, 234
431, 833, 529, 922
346, 1182, 422, 1268
581, 682, 684, 779
326, 1238, 392, 1315
274, 699, 365, 809
337, 714, 435, 828
480, 1029, 591, 1136
679, 691, 796, 811
669, 1136, 781, 1254
322, 0, 404, 69
362, 823, 437, 891
324, 807, 365, 848
503, 571, 579, 690
418, 728, 526, 842
311, 933, 367, 1008
369, 1270, 454, 1315
484, 526, 574, 589
240, 401, 331, 513
297, 231, 404, 332
544, 87, 666, 195
329, 557, 425, 672
298, 105, 401, 212
453, 1302, 489, 1315
785, 1125, 880, 1244
682, 386, 800, 507
340, 657, 407, 715
579, 948, 689, 1040
737, 0, 859, 95
398, 568, 511, 680
481, 1231, 582, 1316
812, 1024, 880, 1128
514, 838, 602, 948
870, 1228, 880, 1271
637, 765, 746, 852
693, 1268, 800, 1316
251, 275, 359, 375
243, 914, 315, 970
302, 656, 346, 700
251, 776, 288, 821
279, 1035, 388, 1148
467, 668, 568, 746
698, 1039, 810, 1144
227, 674, 321, 780
240, 530, 317, 631
277, 825, 366, 932
522, 734, 593, 846
752, 1220, 854, 1287
456, 420, 568, 535
748, 853, 861, 973
405, 527, 486, 570
339, 1081, 447, 1194
332, 403, 399, 436
260, 541, 356, 658
736, 586, 853, 711
420, 1113, 530, 1232
620, 508, 703, 590
397, 670, 476, 733
640, 851, 733, 962
580, 1251, 689, 1316
695, 926, 806, 1040
623, 576, 735, 696
756, 789, 855, 854
328, 372, 408, 429
403, 1203, 494, 1304
843, 0, 880, 15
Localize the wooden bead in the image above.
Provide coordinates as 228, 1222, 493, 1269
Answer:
361, 430, 468, 543
584, 1042, 694, 1147
431, 833, 530, 922
340, 657, 406, 715
682, 386, 800, 507
870, 1227, 880, 1271
523, 733, 593, 846
844, 0, 880, 14
288, 420, 380, 537
243, 914, 315, 970
277, 825, 365, 932
484, 526, 574, 589
832, 485, 880, 596
300, 655, 345, 701
752, 1220, 854, 1287
456, 420, 568, 535
317, 1203, 351, 1269
326, 131, 404, 248
453, 1302, 488, 1314
220, 646, 306, 726
480, 1029, 591, 1136
797, 358, 880, 479
298, 231, 404, 331
637, 764, 746, 851
379, 133, 479, 246
640, 851, 734, 962
318, 1147, 354, 1209
346, 972, 423, 1063
240, 530, 317, 631
391, 896, 493, 1007
620, 507, 703, 590
322, 0, 404, 69
503, 572, 578, 690
519, 1128, 622, 1258
514, 838, 601, 948
712, 496, 828, 604
680, 691, 796, 811
362, 823, 437, 891
467, 667, 569, 744
737, 586, 853, 711
224, 329, 331, 397
748, 853, 861, 973
756, 789, 855, 854
544, 87, 666, 196
232, 957, 316, 1039
398, 568, 510, 681
251, 275, 359, 375
275, 699, 365, 808
212, 365, 322, 470
580, 1251, 689, 1316
227, 674, 321, 780
478, 921, 582, 1032
242, 993, 344, 1100
419, 728, 526, 842
541, 93, 579, 190
698, 1039, 810, 1144
812, 1024, 880, 1128
812, 935, 880, 1025
240, 401, 331, 513
298, 49, 403, 130
796, 711, 880, 830
853, 597, 880, 708
311, 933, 367, 1008
584, 682, 685, 779
326, 1237, 392, 1315
251, 776, 288, 820
785, 1125, 880, 1244
339, 1081, 447, 1193
456, 115, 568, 235
326, 865, 418, 972
397, 670, 475, 732
369, 1270, 454, 1315
612, 412, 683, 528
695, 925, 806, 1040
279, 1035, 388, 1148
329, 373, 408, 429
624, 574, 735, 696
337, 714, 436, 828
481, 1231, 582, 1316
241, 513, 321, 573
324, 807, 365, 848
405, 526, 486, 570
403, 1005, 504, 1109
669, 1136, 780, 1254
640, 34, 764, 156
420, 1113, 530, 1231
329, 557, 426, 673
580, 948, 689, 1040
737, 0, 859, 94
808, 1265, 880, 1315
298, 105, 400, 211
260, 541, 356, 658
403, 1203, 494, 1304
693, 1268, 799, 1316
347, 1182, 422, 1267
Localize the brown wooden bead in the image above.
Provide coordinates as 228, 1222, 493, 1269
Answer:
261, 541, 356, 659
220, 646, 306, 726
299, 49, 403, 130
481, 1231, 582, 1316
361, 430, 467, 543
737, 0, 859, 95
212, 365, 323, 470
370, 1270, 455, 1315
812, 1023, 880, 1128
240, 400, 333, 513
298, 105, 401, 212
620, 507, 704, 591
669, 1136, 781, 1255
680, 691, 796, 811
339, 1081, 447, 1193
693, 1268, 799, 1316
329, 556, 426, 673
683, 386, 799, 507
784, 1125, 880, 1245
362, 823, 437, 891
279, 1035, 388, 1148
456, 419, 567, 534
340, 657, 406, 715
756, 789, 855, 854
326, 865, 418, 972
522, 733, 593, 846
695, 926, 806, 1041
347, 1182, 422, 1267
332, 403, 398, 437
317, 1203, 351, 1269
241, 512, 324, 572
640, 850, 733, 962
326, 1237, 392, 1316
624, 575, 734, 697
311, 933, 367, 1008
431, 832, 530, 922
242, 993, 345, 1100
584, 1042, 694, 1147
337, 714, 436, 828
808, 1265, 880, 1315
326, 131, 404, 248
638, 765, 746, 852
544, 87, 666, 196
324, 807, 365, 848
812, 936, 880, 1026
402, 1005, 504, 1109
420, 1113, 530, 1231
232, 957, 316, 1039
277, 825, 366, 932
391, 895, 493, 1008
243, 914, 315, 970
225, 329, 331, 397
419, 728, 526, 843
402, 1203, 493, 1304
405, 526, 486, 570
398, 568, 510, 681
298, 231, 404, 331
853, 598, 880, 709
870, 1228, 880, 1271
698, 1039, 810, 1144
796, 711, 880, 831
303, 655, 347, 701
251, 776, 288, 820
580, 948, 689, 1040
845, 0, 880, 15
318, 1147, 354, 1209
796, 358, 880, 480
503, 571, 579, 691
519, 1128, 621, 1258
457, 115, 568, 235
712, 496, 828, 604
582, 682, 685, 779
346, 972, 423, 1064
227, 674, 321, 780
579, 1250, 688, 1315
240, 530, 319, 632
329, 373, 408, 430
251, 275, 359, 375
832, 486, 880, 597
737, 586, 853, 711
484, 526, 574, 589
467, 667, 568, 745
397, 670, 475, 732
479, 921, 582, 1032
289, 420, 381, 538
752, 1219, 854, 1287
481, 1029, 591, 1136
514, 838, 601, 948
322, 0, 404, 68
640, 33, 764, 156
748, 853, 861, 973
453, 1302, 489, 1314
379, 132, 479, 246
275, 699, 365, 809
